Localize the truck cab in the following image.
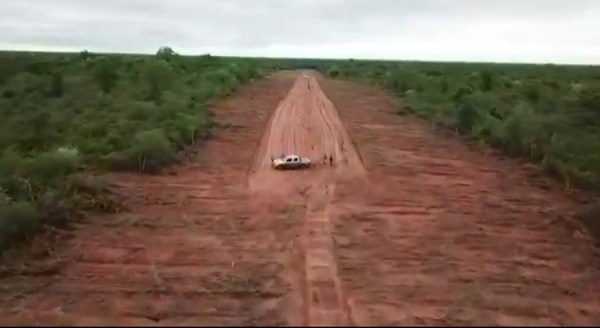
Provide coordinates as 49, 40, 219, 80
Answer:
271, 154, 311, 170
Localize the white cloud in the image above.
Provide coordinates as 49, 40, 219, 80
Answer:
0, 0, 598, 64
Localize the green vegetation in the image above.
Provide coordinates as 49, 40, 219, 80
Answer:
0, 47, 267, 254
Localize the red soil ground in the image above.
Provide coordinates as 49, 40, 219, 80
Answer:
0, 70, 599, 326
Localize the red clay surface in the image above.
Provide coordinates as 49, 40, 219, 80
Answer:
1, 70, 600, 326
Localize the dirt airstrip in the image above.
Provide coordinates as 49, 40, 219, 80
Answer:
0, 70, 599, 326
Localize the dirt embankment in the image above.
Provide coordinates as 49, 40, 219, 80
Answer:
0, 70, 599, 326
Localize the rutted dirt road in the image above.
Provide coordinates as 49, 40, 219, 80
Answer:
1, 70, 600, 326
248, 72, 367, 325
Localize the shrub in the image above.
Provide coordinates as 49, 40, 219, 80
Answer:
26, 147, 82, 190
106, 129, 175, 173
327, 67, 340, 78
0, 201, 40, 250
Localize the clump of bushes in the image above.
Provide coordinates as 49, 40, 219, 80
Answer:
105, 128, 175, 173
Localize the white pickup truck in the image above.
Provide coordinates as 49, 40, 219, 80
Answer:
271, 154, 311, 170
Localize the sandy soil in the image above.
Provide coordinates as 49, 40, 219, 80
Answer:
0, 70, 599, 326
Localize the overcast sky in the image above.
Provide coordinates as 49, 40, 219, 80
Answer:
1, 0, 599, 64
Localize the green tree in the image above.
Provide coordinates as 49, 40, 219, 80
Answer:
130, 129, 174, 173
79, 50, 93, 60
156, 46, 177, 61
50, 71, 64, 97
93, 57, 118, 94
143, 59, 174, 100
456, 101, 479, 134
0, 56, 17, 85
481, 71, 493, 91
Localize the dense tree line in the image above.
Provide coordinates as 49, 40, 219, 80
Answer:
0, 48, 267, 253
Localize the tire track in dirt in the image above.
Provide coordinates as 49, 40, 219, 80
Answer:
318, 77, 600, 326
0, 72, 301, 326
248, 72, 365, 325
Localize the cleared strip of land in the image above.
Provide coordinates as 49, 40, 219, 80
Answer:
0, 71, 598, 326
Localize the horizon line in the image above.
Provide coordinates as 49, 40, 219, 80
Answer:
1, 48, 598, 67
